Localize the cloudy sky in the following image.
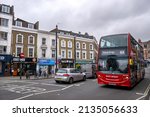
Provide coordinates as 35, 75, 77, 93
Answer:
2, 0, 150, 41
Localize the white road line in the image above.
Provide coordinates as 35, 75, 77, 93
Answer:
136, 83, 150, 100
14, 94, 34, 100
136, 93, 144, 96
61, 85, 74, 90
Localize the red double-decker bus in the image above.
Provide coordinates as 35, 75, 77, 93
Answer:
96, 33, 145, 88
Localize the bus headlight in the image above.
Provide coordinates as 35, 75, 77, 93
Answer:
124, 76, 129, 80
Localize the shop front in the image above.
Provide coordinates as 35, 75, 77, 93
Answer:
37, 59, 55, 75
60, 59, 74, 68
0, 54, 12, 76
12, 57, 37, 76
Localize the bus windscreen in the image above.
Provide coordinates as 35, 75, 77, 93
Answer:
98, 57, 128, 74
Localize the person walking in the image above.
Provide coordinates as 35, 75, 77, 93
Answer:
39, 68, 42, 77
26, 70, 30, 79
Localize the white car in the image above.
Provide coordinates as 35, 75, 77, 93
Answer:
55, 68, 86, 84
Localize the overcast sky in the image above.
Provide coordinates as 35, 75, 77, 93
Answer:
2, 0, 150, 41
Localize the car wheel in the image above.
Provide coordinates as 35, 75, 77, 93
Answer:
55, 81, 60, 83
69, 78, 73, 84
83, 76, 86, 81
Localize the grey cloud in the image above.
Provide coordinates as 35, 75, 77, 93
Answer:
2, 0, 150, 41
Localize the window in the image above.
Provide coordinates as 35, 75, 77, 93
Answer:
76, 42, 80, 49
61, 50, 66, 58
0, 46, 7, 54
16, 47, 23, 57
76, 51, 80, 59
2, 5, 10, 13
42, 49, 46, 57
98, 58, 128, 74
0, 32, 8, 40
90, 51, 94, 59
42, 38, 46, 45
82, 51, 86, 59
15, 21, 22, 27
0, 18, 8, 27
68, 41, 72, 48
16, 34, 23, 43
52, 39, 55, 46
61, 40, 66, 47
28, 35, 34, 44
100, 34, 127, 48
28, 48, 34, 57
28, 23, 34, 29
89, 44, 93, 50
52, 50, 55, 58
82, 43, 86, 49
68, 50, 72, 58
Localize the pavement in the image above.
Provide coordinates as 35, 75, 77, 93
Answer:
0, 75, 55, 80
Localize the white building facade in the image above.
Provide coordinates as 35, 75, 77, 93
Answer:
0, 4, 14, 76
37, 30, 56, 75
0, 4, 13, 54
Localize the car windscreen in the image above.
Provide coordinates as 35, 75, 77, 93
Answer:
57, 69, 67, 73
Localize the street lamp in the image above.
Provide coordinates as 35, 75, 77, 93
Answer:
74, 36, 76, 68
19, 53, 24, 79
55, 25, 58, 72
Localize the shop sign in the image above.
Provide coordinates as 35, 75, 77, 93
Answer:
38, 59, 55, 65
12, 57, 31, 62
20, 58, 25, 62
61, 59, 74, 63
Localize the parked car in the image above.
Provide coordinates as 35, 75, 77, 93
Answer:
55, 68, 86, 84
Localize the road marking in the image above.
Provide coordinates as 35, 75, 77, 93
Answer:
136, 83, 150, 100
61, 85, 74, 90
0, 84, 46, 94
14, 85, 74, 100
136, 93, 144, 96
14, 94, 34, 100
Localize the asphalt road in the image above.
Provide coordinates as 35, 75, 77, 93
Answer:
0, 67, 150, 100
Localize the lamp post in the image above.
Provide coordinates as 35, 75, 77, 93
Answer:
74, 36, 76, 68
55, 25, 58, 72
19, 53, 24, 80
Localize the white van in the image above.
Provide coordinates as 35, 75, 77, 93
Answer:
80, 64, 96, 78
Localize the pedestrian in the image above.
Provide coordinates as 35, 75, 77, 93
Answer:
39, 68, 42, 77
26, 70, 30, 79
